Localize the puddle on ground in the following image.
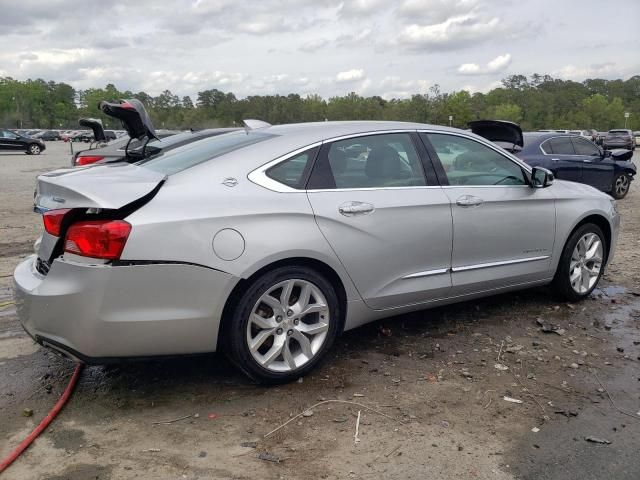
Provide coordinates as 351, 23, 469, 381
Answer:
591, 285, 628, 298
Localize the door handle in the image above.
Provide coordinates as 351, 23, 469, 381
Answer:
550, 158, 560, 161
338, 201, 375, 216
582, 159, 592, 163
456, 195, 483, 208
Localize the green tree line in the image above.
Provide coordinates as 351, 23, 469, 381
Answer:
1, 74, 638, 132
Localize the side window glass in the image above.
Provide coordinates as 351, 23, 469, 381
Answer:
572, 138, 600, 156
548, 137, 575, 155
266, 148, 318, 189
325, 133, 426, 189
424, 133, 526, 186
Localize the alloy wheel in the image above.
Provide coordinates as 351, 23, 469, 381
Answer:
29, 144, 40, 154
246, 279, 330, 372
615, 174, 629, 197
569, 232, 603, 294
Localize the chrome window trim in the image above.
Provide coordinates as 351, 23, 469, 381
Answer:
452, 255, 550, 272
402, 268, 449, 279
248, 128, 535, 193
247, 141, 323, 193
417, 129, 533, 174
539, 135, 599, 157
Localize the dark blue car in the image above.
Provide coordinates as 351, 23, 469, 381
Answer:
468, 121, 636, 199
517, 132, 636, 199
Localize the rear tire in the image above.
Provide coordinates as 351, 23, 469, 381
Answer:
225, 266, 340, 384
551, 223, 606, 302
611, 173, 631, 199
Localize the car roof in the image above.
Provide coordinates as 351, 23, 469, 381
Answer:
249, 120, 474, 145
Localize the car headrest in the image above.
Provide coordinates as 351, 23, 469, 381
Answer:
365, 146, 403, 179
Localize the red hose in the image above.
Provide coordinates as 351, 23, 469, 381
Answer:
0, 363, 83, 474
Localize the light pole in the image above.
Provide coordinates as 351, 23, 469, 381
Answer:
12, 96, 22, 129
624, 112, 629, 129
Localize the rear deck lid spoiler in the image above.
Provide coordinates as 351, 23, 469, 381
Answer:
35, 163, 166, 211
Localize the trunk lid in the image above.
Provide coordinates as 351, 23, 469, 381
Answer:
468, 120, 524, 152
34, 163, 165, 269
78, 117, 107, 142
35, 162, 166, 211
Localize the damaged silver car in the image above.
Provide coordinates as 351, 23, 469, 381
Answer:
14, 119, 619, 383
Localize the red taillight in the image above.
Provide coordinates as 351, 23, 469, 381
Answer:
43, 209, 72, 236
75, 155, 105, 166
64, 220, 131, 260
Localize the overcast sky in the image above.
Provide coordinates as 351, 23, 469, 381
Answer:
1, 0, 638, 99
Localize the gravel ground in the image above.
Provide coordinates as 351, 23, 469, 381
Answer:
0, 142, 639, 480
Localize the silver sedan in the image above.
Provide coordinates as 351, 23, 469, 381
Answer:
13, 121, 619, 383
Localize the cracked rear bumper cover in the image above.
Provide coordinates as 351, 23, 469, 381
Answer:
13, 255, 237, 360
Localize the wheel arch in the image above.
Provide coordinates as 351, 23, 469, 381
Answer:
217, 256, 349, 351
565, 213, 612, 264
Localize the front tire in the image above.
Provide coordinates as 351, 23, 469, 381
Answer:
552, 223, 606, 302
28, 144, 41, 155
226, 266, 340, 384
611, 173, 631, 199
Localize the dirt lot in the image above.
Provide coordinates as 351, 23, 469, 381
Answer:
1, 142, 639, 480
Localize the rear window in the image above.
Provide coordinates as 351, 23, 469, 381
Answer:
137, 131, 274, 175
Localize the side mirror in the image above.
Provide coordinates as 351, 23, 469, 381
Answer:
531, 166, 554, 188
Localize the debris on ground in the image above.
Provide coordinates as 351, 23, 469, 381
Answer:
22, 408, 33, 417
536, 318, 566, 335
531, 427, 540, 433
494, 363, 509, 371
555, 410, 578, 418
240, 441, 258, 448
258, 452, 282, 463
302, 410, 314, 417
584, 436, 611, 445
503, 396, 524, 404
378, 326, 392, 337
505, 345, 524, 353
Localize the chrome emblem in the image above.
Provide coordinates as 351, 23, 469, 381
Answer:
222, 177, 238, 187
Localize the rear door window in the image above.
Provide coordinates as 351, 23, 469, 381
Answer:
544, 137, 575, 155
309, 133, 427, 189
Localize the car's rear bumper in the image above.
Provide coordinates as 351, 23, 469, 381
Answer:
13, 255, 237, 360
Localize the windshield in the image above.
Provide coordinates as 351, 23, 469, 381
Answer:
137, 130, 274, 175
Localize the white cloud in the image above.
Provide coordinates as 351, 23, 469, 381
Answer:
339, 0, 387, 17
397, 13, 503, 51
336, 69, 365, 82
554, 63, 618, 80
457, 53, 512, 75
299, 38, 329, 52
396, 0, 480, 24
